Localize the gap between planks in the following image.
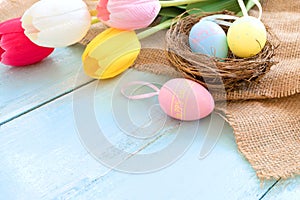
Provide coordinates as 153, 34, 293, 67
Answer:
0, 79, 96, 127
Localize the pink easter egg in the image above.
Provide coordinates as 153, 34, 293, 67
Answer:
158, 78, 215, 121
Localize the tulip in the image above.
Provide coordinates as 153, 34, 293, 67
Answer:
97, 0, 161, 30
82, 28, 141, 79
21, 0, 91, 48
0, 18, 54, 67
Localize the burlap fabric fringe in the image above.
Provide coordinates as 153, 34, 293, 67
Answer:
220, 1, 300, 179
1, 0, 299, 180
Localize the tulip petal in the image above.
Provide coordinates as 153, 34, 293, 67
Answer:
24, 0, 88, 18
21, 0, 91, 47
1, 32, 54, 66
82, 28, 117, 60
0, 45, 4, 57
83, 28, 141, 79
0, 18, 24, 34
97, 0, 161, 30
97, 0, 110, 21
0, 18, 54, 67
0, 37, 4, 62
96, 50, 140, 78
33, 10, 90, 47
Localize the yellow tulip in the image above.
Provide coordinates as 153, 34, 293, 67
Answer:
82, 28, 141, 79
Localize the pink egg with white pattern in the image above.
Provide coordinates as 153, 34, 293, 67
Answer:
158, 78, 215, 121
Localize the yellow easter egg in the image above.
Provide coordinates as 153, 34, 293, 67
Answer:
227, 16, 267, 58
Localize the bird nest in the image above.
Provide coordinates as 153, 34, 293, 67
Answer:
165, 11, 279, 91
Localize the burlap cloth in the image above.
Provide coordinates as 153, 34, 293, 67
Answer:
1, 0, 299, 180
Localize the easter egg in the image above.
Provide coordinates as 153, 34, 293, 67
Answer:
227, 16, 267, 58
158, 78, 215, 121
189, 21, 228, 58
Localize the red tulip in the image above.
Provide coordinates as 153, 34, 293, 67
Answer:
0, 18, 54, 67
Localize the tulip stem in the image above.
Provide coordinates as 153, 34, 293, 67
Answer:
137, 19, 175, 40
160, 0, 208, 7
91, 17, 100, 25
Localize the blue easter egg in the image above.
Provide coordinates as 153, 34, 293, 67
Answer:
189, 21, 228, 58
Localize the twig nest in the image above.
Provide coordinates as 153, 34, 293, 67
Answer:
165, 11, 279, 91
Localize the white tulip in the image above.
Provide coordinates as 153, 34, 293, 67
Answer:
21, 0, 91, 48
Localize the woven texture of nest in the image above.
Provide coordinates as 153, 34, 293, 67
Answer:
165, 11, 279, 91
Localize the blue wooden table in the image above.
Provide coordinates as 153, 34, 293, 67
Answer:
0, 43, 299, 200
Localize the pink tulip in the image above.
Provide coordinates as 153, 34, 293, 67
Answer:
97, 0, 161, 30
0, 18, 54, 67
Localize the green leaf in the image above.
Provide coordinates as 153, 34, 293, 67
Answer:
159, 7, 186, 17
236, 0, 258, 16
176, 5, 187, 10
186, 0, 242, 14
159, 16, 173, 23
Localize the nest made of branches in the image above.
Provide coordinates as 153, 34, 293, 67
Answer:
165, 10, 279, 91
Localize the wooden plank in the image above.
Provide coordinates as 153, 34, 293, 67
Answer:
65, 117, 276, 200
0, 30, 167, 125
0, 44, 92, 124
261, 178, 300, 200
0, 69, 277, 199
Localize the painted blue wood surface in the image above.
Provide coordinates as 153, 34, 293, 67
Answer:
0, 44, 90, 124
0, 45, 298, 199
